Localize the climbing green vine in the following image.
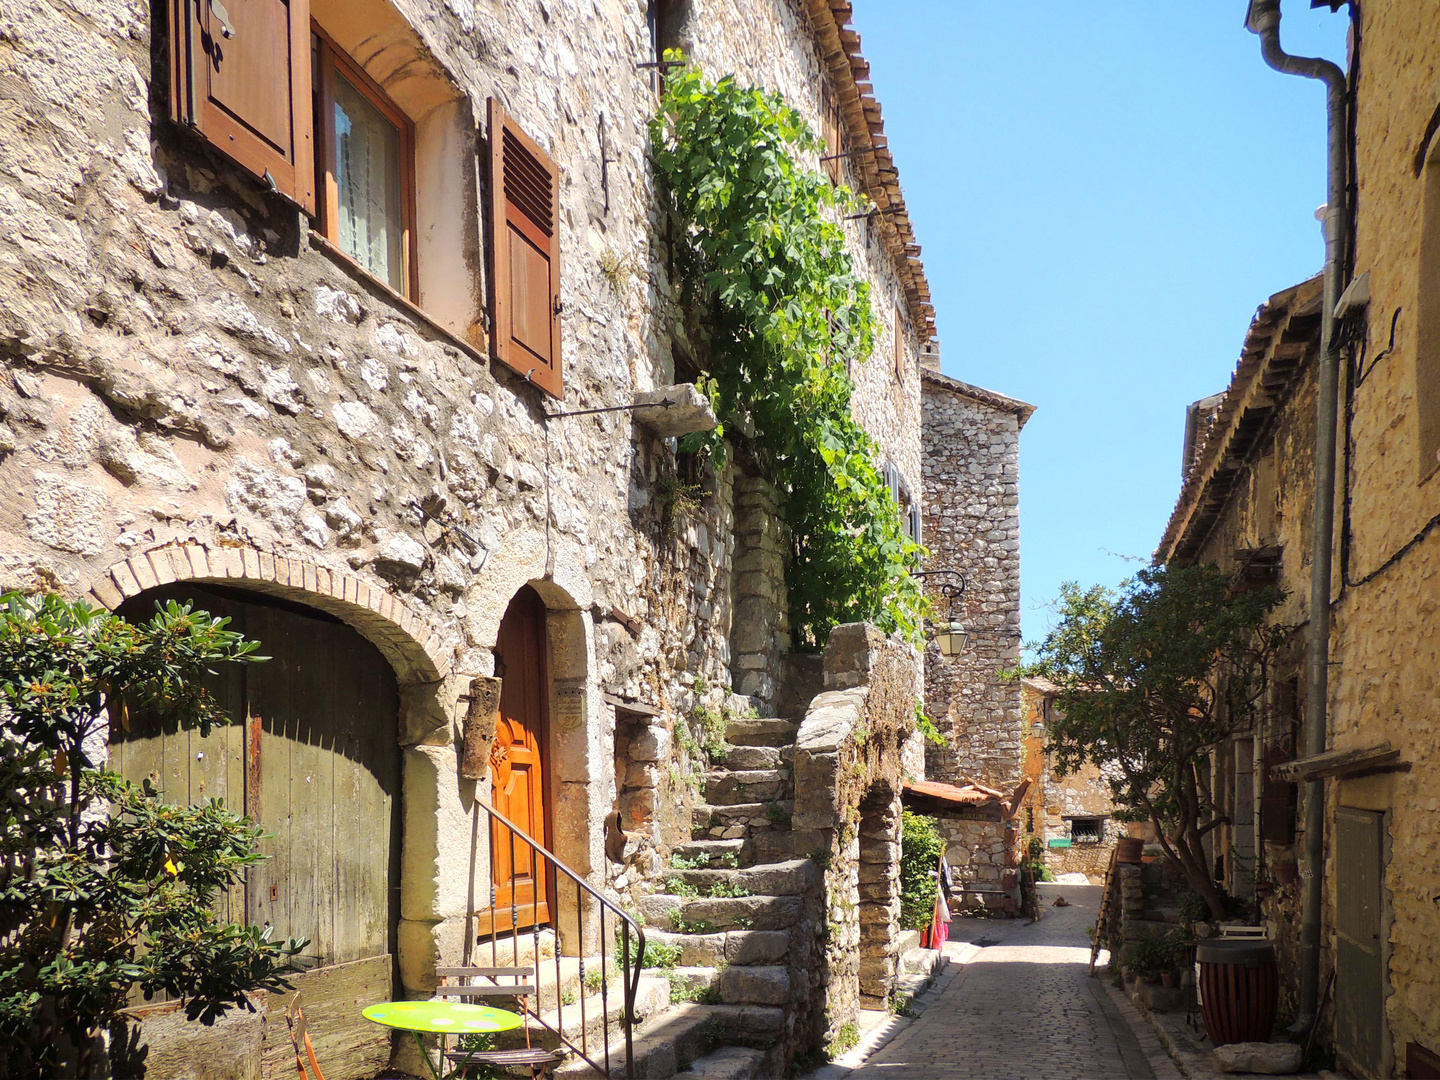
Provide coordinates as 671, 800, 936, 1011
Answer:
651, 57, 925, 647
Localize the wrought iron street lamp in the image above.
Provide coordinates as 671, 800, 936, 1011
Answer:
913, 569, 968, 657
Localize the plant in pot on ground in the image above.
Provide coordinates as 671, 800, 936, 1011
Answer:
1127, 933, 1185, 986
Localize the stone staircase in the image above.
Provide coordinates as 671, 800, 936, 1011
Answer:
624, 715, 816, 1079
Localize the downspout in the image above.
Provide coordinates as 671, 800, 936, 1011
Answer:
1245, 0, 1348, 1037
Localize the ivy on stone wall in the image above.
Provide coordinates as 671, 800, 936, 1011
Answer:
650, 57, 925, 648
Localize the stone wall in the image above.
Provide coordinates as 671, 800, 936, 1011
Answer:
919, 369, 1031, 789
792, 624, 921, 1039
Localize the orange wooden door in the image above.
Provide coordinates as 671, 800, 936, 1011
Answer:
482, 586, 551, 935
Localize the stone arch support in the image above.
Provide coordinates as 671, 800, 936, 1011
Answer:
88, 542, 454, 692
792, 623, 920, 1040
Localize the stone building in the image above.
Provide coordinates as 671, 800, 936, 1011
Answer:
1017, 677, 1122, 882
1158, 4, 1440, 1069
918, 366, 1033, 790
0, 0, 954, 1075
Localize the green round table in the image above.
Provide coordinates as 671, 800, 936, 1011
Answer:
363, 1000, 523, 1080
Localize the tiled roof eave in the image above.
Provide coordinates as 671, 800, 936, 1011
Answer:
802, 0, 937, 344
1155, 275, 1324, 565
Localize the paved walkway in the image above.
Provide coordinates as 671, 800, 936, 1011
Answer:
848, 884, 1162, 1080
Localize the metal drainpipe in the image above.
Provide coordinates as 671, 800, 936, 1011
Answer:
1246, 0, 1348, 1037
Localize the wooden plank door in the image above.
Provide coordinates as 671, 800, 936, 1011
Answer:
1336, 806, 1386, 1077
480, 585, 551, 936
112, 585, 400, 1080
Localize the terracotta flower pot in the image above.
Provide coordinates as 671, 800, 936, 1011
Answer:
1276, 862, 1298, 886
1161, 971, 1179, 989
1116, 837, 1144, 864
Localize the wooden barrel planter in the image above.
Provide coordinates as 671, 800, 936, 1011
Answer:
1116, 836, 1144, 864
1197, 940, 1278, 1046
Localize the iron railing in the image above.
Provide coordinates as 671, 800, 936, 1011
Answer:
465, 800, 645, 1079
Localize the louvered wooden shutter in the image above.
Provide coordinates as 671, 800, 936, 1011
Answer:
169, 0, 315, 213
488, 98, 563, 398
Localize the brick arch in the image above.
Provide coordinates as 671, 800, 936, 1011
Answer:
87, 542, 451, 686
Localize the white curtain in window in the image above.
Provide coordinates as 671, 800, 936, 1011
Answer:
334, 73, 403, 292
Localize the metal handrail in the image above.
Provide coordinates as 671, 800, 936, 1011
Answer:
466, 799, 645, 1079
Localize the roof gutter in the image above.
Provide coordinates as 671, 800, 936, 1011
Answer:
1245, 0, 1348, 1039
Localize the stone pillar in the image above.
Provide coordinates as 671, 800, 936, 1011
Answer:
857, 789, 902, 1007
731, 474, 789, 711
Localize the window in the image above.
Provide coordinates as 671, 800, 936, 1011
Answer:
1070, 818, 1103, 844
314, 30, 416, 297
488, 98, 563, 398
882, 462, 921, 544
894, 306, 908, 384
169, 0, 484, 338
1420, 141, 1440, 478
821, 80, 844, 184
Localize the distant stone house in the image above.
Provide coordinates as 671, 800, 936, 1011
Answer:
1017, 677, 1122, 881
0, 0, 986, 1075
918, 366, 1033, 792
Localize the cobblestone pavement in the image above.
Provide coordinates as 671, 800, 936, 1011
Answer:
849, 884, 1159, 1080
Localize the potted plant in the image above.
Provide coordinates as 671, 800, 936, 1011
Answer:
1127, 935, 1175, 984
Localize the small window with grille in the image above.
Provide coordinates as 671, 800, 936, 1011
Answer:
1070, 817, 1103, 844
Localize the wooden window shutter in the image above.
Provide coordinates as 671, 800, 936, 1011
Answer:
168, 0, 316, 213
488, 98, 563, 398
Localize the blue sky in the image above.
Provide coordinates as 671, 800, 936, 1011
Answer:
853, 2, 1349, 645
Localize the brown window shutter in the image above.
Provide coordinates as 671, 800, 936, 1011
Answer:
169, 0, 316, 214
488, 97, 563, 399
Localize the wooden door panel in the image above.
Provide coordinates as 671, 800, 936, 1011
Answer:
1336, 806, 1386, 1077
482, 587, 551, 936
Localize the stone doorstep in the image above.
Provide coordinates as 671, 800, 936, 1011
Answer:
674, 1045, 768, 1080
555, 1003, 786, 1080
724, 718, 799, 747
670, 858, 820, 897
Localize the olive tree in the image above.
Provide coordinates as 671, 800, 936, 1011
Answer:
1017, 565, 1285, 921
0, 592, 304, 1078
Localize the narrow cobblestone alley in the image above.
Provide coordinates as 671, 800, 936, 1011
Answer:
847, 885, 1167, 1080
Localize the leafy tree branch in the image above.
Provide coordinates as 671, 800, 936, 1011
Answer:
1013, 565, 1286, 920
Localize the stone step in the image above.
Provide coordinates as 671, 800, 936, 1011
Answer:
901, 945, 944, 976
553, 1003, 784, 1079
675, 1046, 768, 1080
715, 964, 789, 1007
644, 929, 791, 968
669, 858, 819, 898
703, 769, 790, 805
721, 744, 788, 770
470, 927, 558, 965
638, 892, 805, 933
692, 801, 793, 841
494, 974, 670, 1055
670, 838, 751, 869
724, 718, 797, 748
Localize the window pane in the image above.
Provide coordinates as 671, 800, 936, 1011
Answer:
333, 72, 403, 292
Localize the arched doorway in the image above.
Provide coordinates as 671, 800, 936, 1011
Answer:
111, 583, 401, 1074
479, 584, 553, 936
